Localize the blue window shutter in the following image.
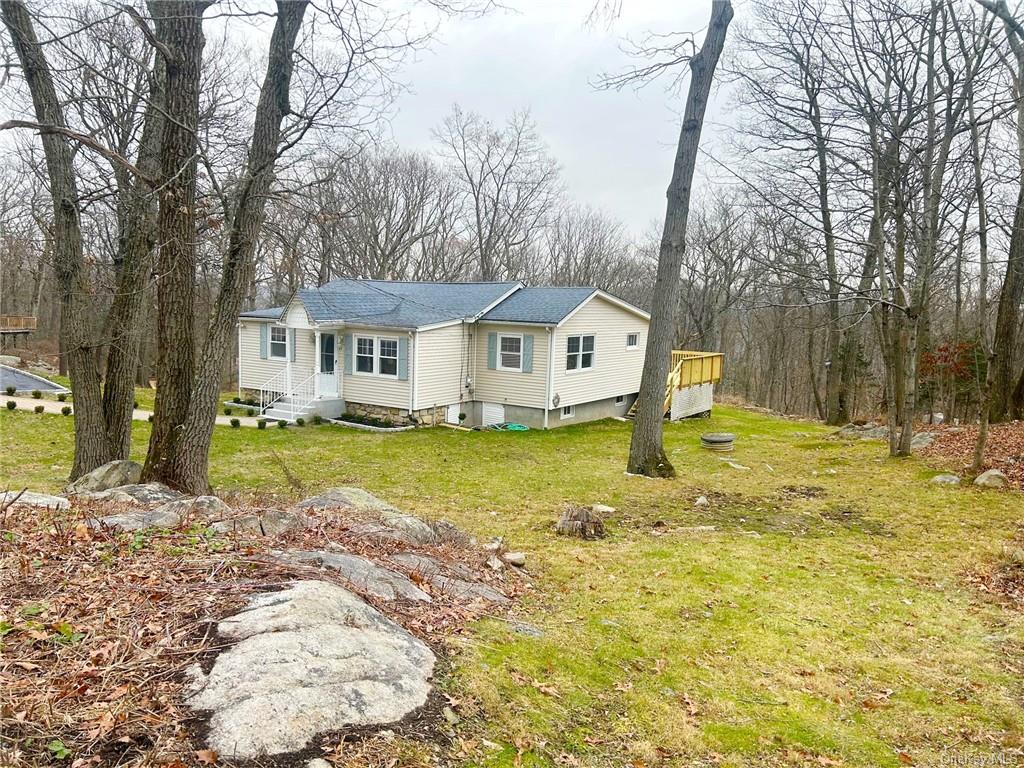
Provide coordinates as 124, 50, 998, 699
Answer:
259, 324, 268, 359
398, 336, 409, 381
288, 328, 297, 362
343, 334, 353, 375
487, 332, 497, 370
522, 334, 534, 373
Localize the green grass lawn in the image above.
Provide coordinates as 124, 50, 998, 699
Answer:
1, 406, 1022, 767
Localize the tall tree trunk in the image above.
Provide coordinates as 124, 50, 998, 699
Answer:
103, 57, 166, 460
148, 0, 309, 493
142, 0, 209, 483
989, 184, 1024, 421
628, 0, 734, 477
2, 0, 114, 478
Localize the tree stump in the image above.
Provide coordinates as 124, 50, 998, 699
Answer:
556, 505, 606, 539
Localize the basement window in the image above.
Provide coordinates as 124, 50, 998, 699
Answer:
615, 395, 625, 405
561, 404, 575, 419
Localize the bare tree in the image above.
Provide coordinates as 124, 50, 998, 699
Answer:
435, 106, 560, 280
624, 0, 734, 477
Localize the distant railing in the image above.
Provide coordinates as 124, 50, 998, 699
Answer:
0, 315, 37, 332
671, 351, 724, 388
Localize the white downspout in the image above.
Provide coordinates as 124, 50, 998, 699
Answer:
314, 330, 321, 400
409, 330, 417, 413
544, 325, 554, 430
237, 322, 242, 399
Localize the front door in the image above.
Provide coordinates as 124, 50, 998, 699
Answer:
319, 333, 337, 397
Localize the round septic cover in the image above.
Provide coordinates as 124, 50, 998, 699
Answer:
700, 432, 736, 444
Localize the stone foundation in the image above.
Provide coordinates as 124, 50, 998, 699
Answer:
345, 402, 459, 427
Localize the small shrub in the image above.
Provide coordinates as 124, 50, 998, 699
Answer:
33, 405, 44, 414
232, 396, 242, 404
5, 386, 15, 396
458, 412, 466, 423
6, 400, 15, 411
224, 407, 232, 416
245, 397, 258, 407
147, 414, 154, 422
133, 400, 139, 409
57, 393, 67, 402
31, 390, 42, 399
61, 406, 72, 416
312, 414, 323, 425
257, 419, 267, 430
295, 417, 305, 427
278, 419, 287, 429
246, 407, 255, 417
340, 411, 397, 429
230, 418, 240, 428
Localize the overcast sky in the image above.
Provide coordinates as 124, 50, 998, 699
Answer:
387, 1, 738, 238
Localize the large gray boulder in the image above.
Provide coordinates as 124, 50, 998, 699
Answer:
974, 469, 1009, 489
186, 580, 435, 759
149, 495, 232, 525
0, 490, 69, 510
911, 432, 937, 451
88, 507, 181, 532
211, 508, 309, 536
275, 549, 431, 602
76, 482, 184, 506
294, 487, 438, 545
388, 552, 508, 604
66, 460, 142, 494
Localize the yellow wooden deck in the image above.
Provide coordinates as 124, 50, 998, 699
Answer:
628, 350, 724, 418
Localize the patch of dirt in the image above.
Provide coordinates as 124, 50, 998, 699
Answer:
0, 497, 523, 767
618, 488, 890, 538
920, 422, 1024, 490
965, 528, 1024, 607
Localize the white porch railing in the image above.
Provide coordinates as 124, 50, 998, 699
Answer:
285, 371, 317, 419
258, 368, 317, 420
259, 368, 289, 414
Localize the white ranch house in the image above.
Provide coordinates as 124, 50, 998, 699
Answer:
237, 279, 651, 428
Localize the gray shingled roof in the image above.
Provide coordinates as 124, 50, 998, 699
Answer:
239, 307, 285, 319
480, 287, 597, 324
243, 280, 520, 329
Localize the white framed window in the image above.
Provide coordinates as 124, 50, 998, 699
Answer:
626, 333, 639, 350
378, 337, 399, 377
269, 326, 288, 360
560, 404, 575, 419
498, 334, 522, 372
355, 336, 375, 373
615, 395, 625, 405
566, 334, 595, 371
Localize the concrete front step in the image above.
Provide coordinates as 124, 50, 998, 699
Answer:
263, 408, 310, 422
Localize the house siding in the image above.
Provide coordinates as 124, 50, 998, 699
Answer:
415, 323, 469, 410
342, 326, 411, 410
238, 320, 316, 391
551, 296, 647, 407
473, 323, 550, 409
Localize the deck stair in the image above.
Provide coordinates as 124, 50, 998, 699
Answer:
626, 350, 724, 420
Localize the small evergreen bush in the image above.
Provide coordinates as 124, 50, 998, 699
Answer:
31, 390, 42, 399
6, 400, 15, 410
34, 405, 44, 414
224, 407, 232, 416
148, 414, 154, 422
312, 414, 323, 425
246, 408, 255, 417
5, 386, 15, 396
295, 417, 305, 427
232, 396, 242, 404
57, 393, 67, 402
61, 406, 72, 416
230, 418, 240, 428
257, 419, 267, 430
278, 419, 287, 429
